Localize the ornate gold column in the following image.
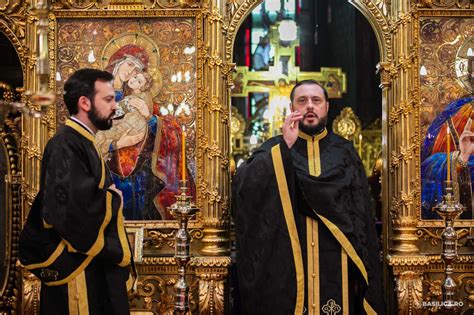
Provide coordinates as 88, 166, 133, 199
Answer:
386, 0, 420, 256
21, 0, 56, 217
385, 0, 426, 313
199, 0, 231, 257
20, 2, 56, 314
195, 0, 233, 312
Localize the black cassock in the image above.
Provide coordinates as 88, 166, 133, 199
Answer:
233, 129, 384, 314
19, 119, 133, 315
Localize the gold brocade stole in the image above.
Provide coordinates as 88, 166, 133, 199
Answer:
68, 270, 89, 315
301, 130, 349, 315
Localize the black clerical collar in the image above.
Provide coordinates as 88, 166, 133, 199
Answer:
298, 128, 328, 142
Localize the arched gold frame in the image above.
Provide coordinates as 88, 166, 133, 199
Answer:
0, 3, 26, 312
0, 119, 22, 313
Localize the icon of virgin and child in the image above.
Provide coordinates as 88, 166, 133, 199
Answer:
96, 42, 194, 220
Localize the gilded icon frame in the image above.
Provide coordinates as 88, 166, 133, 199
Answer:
416, 9, 474, 228
50, 10, 205, 259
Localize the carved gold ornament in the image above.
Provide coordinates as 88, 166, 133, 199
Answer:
332, 107, 362, 141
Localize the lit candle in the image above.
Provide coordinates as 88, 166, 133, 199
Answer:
181, 126, 186, 181
358, 134, 363, 157
447, 125, 450, 182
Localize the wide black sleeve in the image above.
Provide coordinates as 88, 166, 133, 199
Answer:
232, 138, 300, 314
41, 136, 118, 258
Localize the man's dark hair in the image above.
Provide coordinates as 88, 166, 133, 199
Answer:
63, 68, 114, 115
290, 79, 329, 102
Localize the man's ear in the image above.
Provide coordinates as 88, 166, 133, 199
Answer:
77, 96, 91, 113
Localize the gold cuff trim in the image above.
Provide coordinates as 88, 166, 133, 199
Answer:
272, 144, 305, 315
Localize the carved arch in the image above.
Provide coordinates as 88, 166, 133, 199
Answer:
348, 0, 392, 62
0, 3, 28, 79
225, 0, 392, 64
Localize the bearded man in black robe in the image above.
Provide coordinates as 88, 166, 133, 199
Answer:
233, 80, 384, 314
19, 69, 133, 314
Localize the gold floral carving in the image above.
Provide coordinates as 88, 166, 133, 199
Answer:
0, 1, 28, 74
22, 272, 41, 315
140, 255, 231, 268
416, 0, 471, 9
388, 255, 430, 267
425, 255, 474, 264
130, 275, 199, 313
391, 12, 415, 32
191, 256, 232, 268
390, 191, 417, 220
147, 228, 203, 249
389, 100, 416, 127
422, 278, 443, 313
0, 120, 21, 314
225, 0, 244, 21
463, 278, 474, 308
332, 107, 362, 141
224, 0, 261, 61
416, 228, 469, 246
206, 7, 224, 24
197, 273, 225, 315
152, 0, 204, 9
350, 0, 392, 61
51, 0, 204, 10
390, 142, 416, 172
396, 271, 423, 315
376, 62, 392, 88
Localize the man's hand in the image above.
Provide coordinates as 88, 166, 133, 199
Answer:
282, 110, 303, 149
116, 128, 145, 148
459, 118, 474, 162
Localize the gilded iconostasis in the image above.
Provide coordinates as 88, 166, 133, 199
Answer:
0, 0, 473, 314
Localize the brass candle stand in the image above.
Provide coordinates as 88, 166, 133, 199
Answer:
169, 179, 198, 314
433, 180, 464, 313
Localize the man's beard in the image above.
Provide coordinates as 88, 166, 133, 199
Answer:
88, 101, 114, 131
299, 113, 327, 136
